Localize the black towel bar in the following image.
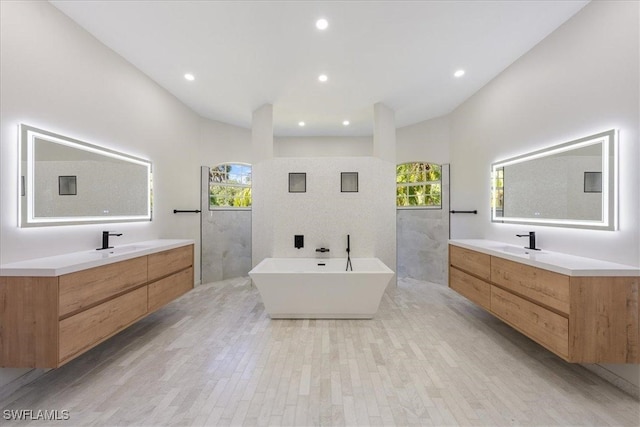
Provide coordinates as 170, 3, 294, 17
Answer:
450, 210, 477, 214
173, 209, 201, 214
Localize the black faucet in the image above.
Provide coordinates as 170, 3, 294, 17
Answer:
516, 232, 540, 251
315, 248, 330, 253
97, 231, 122, 250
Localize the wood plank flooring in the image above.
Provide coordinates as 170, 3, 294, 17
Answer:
1, 277, 638, 426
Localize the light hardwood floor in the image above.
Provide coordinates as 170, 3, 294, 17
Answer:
1, 277, 639, 426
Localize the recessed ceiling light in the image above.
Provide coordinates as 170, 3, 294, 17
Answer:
318, 74, 328, 82
298, 121, 306, 127
184, 73, 195, 81
454, 69, 465, 78
316, 18, 329, 30
343, 120, 350, 126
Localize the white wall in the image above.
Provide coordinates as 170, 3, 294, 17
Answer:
251, 136, 384, 271
449, 0, 639, 387
199, 119, 252, 165
0, 0, 204, 393
0, 0, 202, 263
252, 157, 396, 277
275, 136, 372, 157
397, 115, 450, 165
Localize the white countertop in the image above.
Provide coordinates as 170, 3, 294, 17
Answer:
0, 239, 194, 277
449, 239, 640, 277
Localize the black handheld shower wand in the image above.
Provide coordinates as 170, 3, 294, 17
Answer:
346, 234, 353, 271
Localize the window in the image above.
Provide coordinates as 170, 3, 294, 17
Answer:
209, 163, 251, 209
492, 167, 504, 217
396, 162, 441, 208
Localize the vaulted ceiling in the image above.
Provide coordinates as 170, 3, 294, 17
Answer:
51, 1, 588, 136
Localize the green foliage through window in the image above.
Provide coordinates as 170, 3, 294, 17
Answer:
396, 162, 442, 208
492, 167, 504, 217
209, 163, 251, 208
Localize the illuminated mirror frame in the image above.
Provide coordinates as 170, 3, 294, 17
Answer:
491, 129, 617, 230
18, 124, 153, 227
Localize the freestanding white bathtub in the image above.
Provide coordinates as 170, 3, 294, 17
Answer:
248, 258, 394, 319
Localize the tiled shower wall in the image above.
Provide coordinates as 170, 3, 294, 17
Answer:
200, 167, 252, 283
396, 164, 450, 285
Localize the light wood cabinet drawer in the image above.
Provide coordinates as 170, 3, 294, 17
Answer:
491, 286, 569, 359
59, 287, 147, 362
569, 276, 639, 363
450, 245, 491, 280
148, 267, 193, 313
0, 277, 59, 368
148, 245, 193, 281
450, 267, 491, 310
491, 257, 570, 315
59, 257, 148, 317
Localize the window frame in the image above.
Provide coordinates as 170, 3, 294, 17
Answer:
492, 167, 504, 217
209, 162, 252, 210
396, 162, 442, 210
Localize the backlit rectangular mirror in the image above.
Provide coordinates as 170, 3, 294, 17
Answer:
491, 129, 617, 230
19, 124, 152, 227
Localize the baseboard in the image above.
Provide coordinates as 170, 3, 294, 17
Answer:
582, 364, 640, 400
0, 369, 47, 402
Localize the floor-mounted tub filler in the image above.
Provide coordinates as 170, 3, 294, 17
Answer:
249, 258, 394, 319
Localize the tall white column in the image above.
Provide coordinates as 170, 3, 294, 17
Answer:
251, 104, 274, 268
372, 102, 397, 285
373, 102, 396, 163
251, 104, 273, 163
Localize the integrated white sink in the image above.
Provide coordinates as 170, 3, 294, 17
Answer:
97, 245, 152, 257
499, 245, 548, 256
0, 239, 194, 277
449, 239, 640, 277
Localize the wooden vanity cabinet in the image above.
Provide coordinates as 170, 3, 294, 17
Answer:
148, 268, 193, 313
0, 277, 59, 368
148, 245, 193, 281
59, 287, 148, 363
491, 256, 570, 315
449, 244, 639, 364
490, 285, 570, 359
449, 245, 491, 281
449, 265, 491, 310
0, 244, 194, 368
59, 257, 148, 318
